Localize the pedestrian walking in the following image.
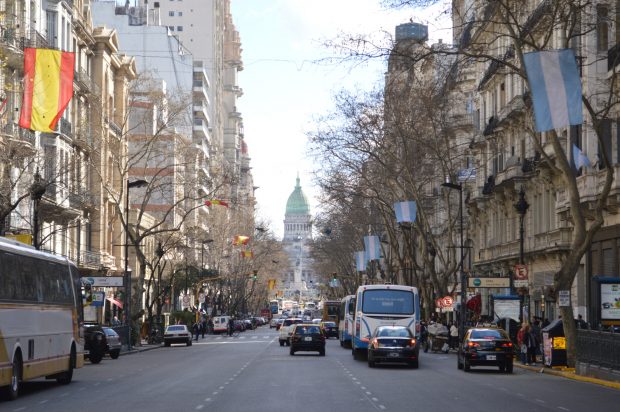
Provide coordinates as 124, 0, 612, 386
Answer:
449, 322, 459, 349
192, 322, 200, 341
201, 320, 207, 338
531, 319, 542, 363
517, 323, 529, 365
208, 318, 214, 335
524, 326, 537, 365
575, 314, 588, 329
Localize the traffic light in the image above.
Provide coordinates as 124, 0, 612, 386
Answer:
252, 270, 258, 281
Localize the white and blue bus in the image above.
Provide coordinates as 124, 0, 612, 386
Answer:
351, 284, 420, 360
0, 237, 84, 400
338, 295, 355, 348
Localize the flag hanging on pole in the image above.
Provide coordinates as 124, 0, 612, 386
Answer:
364, 235, 381, 261
523, 49, 583, 132
394, 201, 417, 223
572, 144, 591, 170
19, 48, 75, 132
232, 235, 250, 246
240, 250, 254, 258
205, 199, 229, 208
355, 251, 366, 272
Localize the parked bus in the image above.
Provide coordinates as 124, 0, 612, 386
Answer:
338, 295, 355, 348
269, 299, 279, 315
0, 237, 84, 400
322, 300, 340, 322
351, 284, 420, 360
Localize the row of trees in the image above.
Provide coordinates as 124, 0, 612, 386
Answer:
309, 0, 620, 367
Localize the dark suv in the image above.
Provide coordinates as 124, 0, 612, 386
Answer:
289, 324, 326, 356
84, 324, 121, 363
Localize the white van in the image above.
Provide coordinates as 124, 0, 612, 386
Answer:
213, 315, 231, 334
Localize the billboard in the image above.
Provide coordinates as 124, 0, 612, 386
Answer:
601, 283, 620, 320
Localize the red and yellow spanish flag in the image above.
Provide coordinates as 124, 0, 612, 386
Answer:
240, 250, 254, 258
205, 199, 229, 208
19, 48, 75, 132
233, 235, 250, 246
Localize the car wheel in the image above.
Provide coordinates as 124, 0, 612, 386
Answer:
279, 340, 284, 347
57, 347, 76, 384
457, 354, 463, 370
164, 342, 171, 347
506, 361, 513, 374
110, 350, 120, 360
187, 340, 192, 346
286, 339, 290, 346
352, 348, 362, 361
4, 352, 22, 400
409, 359, 419, 369
290, 348, 295, 356
499, 363, 505, 372
319, 349, 325, 356
340, 340, 344, 347
463, 357, 470, 372
89, 351, 103, 364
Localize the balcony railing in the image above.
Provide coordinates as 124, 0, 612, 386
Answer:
58, 117, 73, 138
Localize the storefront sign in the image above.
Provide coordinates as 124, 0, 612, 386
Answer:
468, 277, 510, 288
82, 276, 124, 287
91, 291, 105, 307
601, 283, 620, 320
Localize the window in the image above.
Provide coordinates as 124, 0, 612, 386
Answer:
169, 11, 174, 16
597, 5, 609, 52
362, 290, 414, 315
178, 12, 183, 16
168, 26, 174, 31
177, 26, 183, 32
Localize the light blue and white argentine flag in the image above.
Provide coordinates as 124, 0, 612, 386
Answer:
523, 49, 583, 132
364, 235, 381, 261
572, 144, 591, 170
355, 251, 367, 272
394, 201, 417, 223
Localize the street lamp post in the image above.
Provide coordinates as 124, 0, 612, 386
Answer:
442, 181, 466, 342
201, 239, 214, 274
30, 170, 46, 250
124, 179, 148, 350
514, 186, 529, 323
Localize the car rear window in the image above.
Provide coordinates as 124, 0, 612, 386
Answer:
167, 325, 186, 332
377, 327, 410, 338
103, 328, 118, 337
322, 322, 336, 327
295, 326, 321, 335
470, 329, 507, 339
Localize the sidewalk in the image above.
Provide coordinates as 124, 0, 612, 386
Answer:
119, 341, 162, 356
515, 362, 620, 390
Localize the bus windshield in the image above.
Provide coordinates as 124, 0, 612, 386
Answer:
362, 289, 414, 315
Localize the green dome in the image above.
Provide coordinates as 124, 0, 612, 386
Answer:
285, 176, 310, 215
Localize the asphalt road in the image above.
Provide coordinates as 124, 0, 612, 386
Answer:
3, 326, 620, 411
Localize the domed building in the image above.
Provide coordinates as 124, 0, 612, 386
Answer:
282, 175, 315, 296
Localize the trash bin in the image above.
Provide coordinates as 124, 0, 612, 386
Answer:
541, 319, 567, 367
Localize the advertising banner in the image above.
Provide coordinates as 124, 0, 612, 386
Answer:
493, 297, 520, 322
601, 283, 620, 320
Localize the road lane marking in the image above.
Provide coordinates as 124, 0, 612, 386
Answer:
372, 398, 379, 402
536, 399, 546, 404
12, 407, 26, 412
379, 405, 386, 410
196, 405, 204, 410
205, 398, 211, 402
558, 407, 569, 411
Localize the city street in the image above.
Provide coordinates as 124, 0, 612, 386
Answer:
4, 326, 620, 412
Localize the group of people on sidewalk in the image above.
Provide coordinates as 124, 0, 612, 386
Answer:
517, 319, 542, 366
191, 318, 215, 341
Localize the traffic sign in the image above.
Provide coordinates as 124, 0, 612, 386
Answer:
514, 264, 528, 280
442, 296, 454, 307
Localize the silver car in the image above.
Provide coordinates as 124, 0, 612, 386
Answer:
164, 325, 193, 347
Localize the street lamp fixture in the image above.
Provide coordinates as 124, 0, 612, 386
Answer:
201, 239, 214, 273
30, 169, 47, 250
442, 181, 466, 342
124, 178, 148, 350
514, 186, 529, 322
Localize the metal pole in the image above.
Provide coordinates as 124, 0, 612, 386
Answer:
124, 180, 131, 351
459, 187, 466, 343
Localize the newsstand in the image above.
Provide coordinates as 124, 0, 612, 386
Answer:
541, 319, 567, 367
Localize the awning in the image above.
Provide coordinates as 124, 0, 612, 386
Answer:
107, 297, 123, 309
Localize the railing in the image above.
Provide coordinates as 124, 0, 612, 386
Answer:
2, 122, 35, 142
109, 121, 122, 136
576, 328, 620, 371
59, 117, 72, 137
75, 68, 93, 92
22, 29, 50, 49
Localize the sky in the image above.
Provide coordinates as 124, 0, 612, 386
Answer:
231, 0, 451, 238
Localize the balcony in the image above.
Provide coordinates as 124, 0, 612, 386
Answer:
74, 68, 93, 93
194, 103, 211, 125
193, 80, 209, 100
532, 227, 572, 253
101, 253, 117, 271
477, 238, 520, 264
193, 62, 211, 89
57, 118, 73, 138
193, 119, 211, 143
0, 122, 36, 155
22, 29, 50, 49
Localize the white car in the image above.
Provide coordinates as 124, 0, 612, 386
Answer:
279, 318, 303, 346
164, 325, 192, 347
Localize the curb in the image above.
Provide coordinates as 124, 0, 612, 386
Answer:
119, 344, 162, 356
515, 363, 620, 390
